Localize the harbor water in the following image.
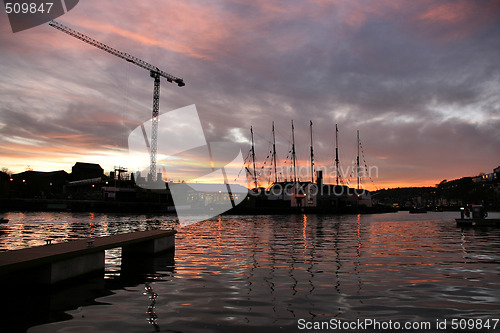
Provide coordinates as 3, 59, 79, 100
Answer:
1, 211, 499, 332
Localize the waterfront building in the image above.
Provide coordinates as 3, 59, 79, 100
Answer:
0, 171, 10, 199
71, 162, 104, 181
10, 170, 69, 199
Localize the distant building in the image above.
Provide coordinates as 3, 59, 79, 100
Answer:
494, 166, 500, 205
10, 170, 69, 198
71, 162, 104, 181
0, 171, 10, 198
494, 166, 500, 179
373, 186, 436, 208
437, 177, 474, 206
472, 173, 496, 183
437, 164, 500, 206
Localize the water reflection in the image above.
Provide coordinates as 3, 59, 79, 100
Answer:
1, 211, 499, 332
145, 282, 160, 332
0, 212, 179, 251
170, 213, 499, 329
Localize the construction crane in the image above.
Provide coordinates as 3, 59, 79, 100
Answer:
49, 20, 185, 182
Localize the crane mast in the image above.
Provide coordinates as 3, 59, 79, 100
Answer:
310, 120, 314, 184
49, 20, 185, 181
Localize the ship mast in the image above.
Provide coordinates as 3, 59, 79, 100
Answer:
357, 130, 360, 190
310, 120, 314, 183
251, 126, 258, 189
291, 120, 297, 183
272, 121, 278, 184
335, 124, 339, 186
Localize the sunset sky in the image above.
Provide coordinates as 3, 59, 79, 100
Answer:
1, 0, 499, 190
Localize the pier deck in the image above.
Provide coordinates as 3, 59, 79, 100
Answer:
0, 229, 176, 284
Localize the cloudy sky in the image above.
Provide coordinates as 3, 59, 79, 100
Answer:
1, 0, 499, 189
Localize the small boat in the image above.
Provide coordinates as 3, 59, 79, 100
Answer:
409, 206, 427, 214
456, 205, 500, 227
0, 218, 8, 224
456, 218, 500, 227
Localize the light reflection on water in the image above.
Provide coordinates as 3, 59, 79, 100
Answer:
0, 211, 499, 332
0, 212, 179, 251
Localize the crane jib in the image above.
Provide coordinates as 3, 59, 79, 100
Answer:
48, 20, 185, 87
49, 19, 185, 182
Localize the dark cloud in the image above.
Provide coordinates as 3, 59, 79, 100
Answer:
1, 0, 499, 187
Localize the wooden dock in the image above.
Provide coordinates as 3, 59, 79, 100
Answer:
0, 229, 176, 284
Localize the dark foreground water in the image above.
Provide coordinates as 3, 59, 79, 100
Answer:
1, 211, 499, 332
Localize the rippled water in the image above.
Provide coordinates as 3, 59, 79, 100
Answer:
1, 211, 499, 332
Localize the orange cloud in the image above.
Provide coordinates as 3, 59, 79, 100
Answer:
416, 0, 500, 41
419, 2, 472, 24
0, 138, 129, 173
67, 1, 235, 60
307, 0, 500, 43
